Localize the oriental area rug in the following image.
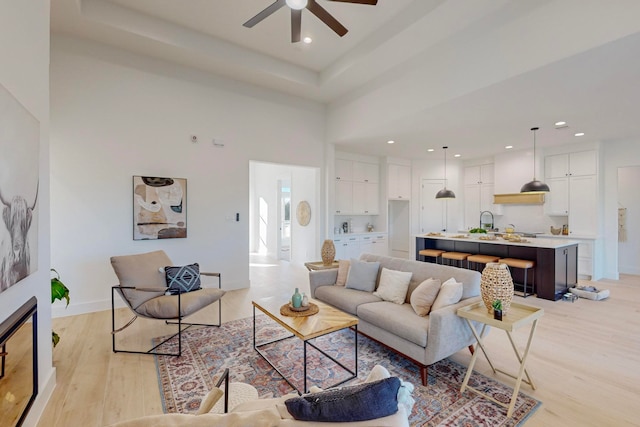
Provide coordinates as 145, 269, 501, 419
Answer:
154, 316, 540, 426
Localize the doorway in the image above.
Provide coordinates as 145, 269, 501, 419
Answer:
278, 179, 291, 261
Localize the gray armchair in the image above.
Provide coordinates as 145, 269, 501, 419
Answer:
110, 250, 225, 357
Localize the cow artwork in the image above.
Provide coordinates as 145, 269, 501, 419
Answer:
0, 82, 40, 293
0, 186, 38, 291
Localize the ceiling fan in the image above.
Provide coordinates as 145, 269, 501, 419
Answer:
243, 0, 378, 43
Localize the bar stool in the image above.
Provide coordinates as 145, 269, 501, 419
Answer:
441, 252, 471, 268
499, 258, 535, 297
466, 254, 500, 272
418, 249, 445, 264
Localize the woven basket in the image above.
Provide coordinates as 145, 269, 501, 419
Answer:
480, 262, 514, 314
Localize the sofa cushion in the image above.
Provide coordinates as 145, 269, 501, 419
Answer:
431, 278, 463, 312
357, 301, 429, 347
314, 286, 382, 315
373, 268, 412, 304
335, 260, 350, 286
345, 259, 380, 292
410, 277, 441, 316
284, 377, 400, 422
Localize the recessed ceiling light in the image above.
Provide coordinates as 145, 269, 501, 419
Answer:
303, 36, 312, 44
454, 154, 461, 158
505, 145, 513, 149
555, 121, 567, 126
387, 140, 395, 144
574, 132, 585, 137
427, 148, 435, 152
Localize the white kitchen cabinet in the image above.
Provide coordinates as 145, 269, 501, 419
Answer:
334, 180, 353, 214
353, 162, 379, 183
463, 164, 501, 229
352, 182, 379, 215
371, 234, 388, 256
545, 151, 597, 178
334, 159, 380, 215
568, 175, 598, 236
335, 159, 353, 181
388, 163, 411, 200
544, 151, 598, 236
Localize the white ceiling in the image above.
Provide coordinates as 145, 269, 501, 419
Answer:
51, 0, 640, 160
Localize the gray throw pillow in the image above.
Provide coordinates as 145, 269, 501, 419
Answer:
165, 263, 202, 294
345, 259, 380, 292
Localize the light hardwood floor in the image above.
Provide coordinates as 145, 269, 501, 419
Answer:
39, 255, 640, 426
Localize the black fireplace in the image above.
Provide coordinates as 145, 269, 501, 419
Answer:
0, 297, 38, 427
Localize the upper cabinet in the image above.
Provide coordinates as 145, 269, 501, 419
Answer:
545, 151, 598, 178
334, 159, 380, 215
387, 163, 411, 200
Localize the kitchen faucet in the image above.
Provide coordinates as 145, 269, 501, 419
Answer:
479, 211, 494, 230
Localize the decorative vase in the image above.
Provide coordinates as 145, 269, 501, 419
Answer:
302, 293, 309, 307
291, 288, 302, 308
494, 309, 503, 321
480, 262, 514, 314
321, 239, 336, 266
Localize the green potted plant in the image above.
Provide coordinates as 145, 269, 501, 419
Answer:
492, 299, 503, 321
51, 268, 70, 347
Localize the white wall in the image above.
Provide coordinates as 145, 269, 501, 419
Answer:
618, 166, 640, 275
603, 140, 640, 279
0, 0, 54, 425
50, 35, 326, 316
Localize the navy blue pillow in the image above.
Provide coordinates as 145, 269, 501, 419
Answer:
165, 263, 201, 294
284, 377, 400, 422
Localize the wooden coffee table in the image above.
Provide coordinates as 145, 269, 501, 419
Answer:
252, 297, 358, 394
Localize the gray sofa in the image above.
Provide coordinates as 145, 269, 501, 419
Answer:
309, 253, 483, 386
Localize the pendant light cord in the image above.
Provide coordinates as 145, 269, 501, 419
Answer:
531, 127, 538, 180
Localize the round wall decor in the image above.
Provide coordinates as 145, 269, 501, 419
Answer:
296, 201, 311, 226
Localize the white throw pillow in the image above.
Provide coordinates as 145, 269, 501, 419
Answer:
335, 260, 350, 286
373, 268, 413, 304
430, 277, 463, 312
409, 277, 442, 316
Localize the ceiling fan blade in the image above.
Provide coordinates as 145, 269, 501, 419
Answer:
243, 0, 286, 28
307, 0, 348, 37
327, 0, 378, 4
291, 9, 302, 43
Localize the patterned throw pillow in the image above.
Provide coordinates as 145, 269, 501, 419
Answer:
164, 263, 202, 294
284, 377, 400, 422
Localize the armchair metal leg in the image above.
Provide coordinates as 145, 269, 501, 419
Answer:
111, 273, 224, 357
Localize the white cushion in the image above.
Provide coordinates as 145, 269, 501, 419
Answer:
431, 277, 463, 312
409, 278, 441, 316
373, 268, 413, 304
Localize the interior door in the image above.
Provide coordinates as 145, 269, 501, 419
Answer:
277, 179, 291, 261
420, 179, 447, 232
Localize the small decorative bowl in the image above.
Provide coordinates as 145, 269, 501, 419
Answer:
550, 226, 562, 235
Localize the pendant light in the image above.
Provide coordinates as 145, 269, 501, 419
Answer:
520, 127, 550, 193
435, 146, 456, 199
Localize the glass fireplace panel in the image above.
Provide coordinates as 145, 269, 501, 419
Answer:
0, 297, 37, 427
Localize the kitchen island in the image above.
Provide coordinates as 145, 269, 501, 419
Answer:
416, 234, 579, 301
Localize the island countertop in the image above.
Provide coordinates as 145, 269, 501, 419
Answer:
415, 233, 580, 249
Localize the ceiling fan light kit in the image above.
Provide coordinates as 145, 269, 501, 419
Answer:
520, 127, 551, 193
244, 0, 378, 43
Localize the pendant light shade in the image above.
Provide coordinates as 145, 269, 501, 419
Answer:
521, 127, 550, 193
435, 146, 456, 199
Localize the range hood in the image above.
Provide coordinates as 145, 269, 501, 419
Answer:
493, 193, 545, 205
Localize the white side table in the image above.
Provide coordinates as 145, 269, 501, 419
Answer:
456, 301, 544, 417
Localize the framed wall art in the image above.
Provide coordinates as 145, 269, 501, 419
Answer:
0, 83, 40, 293
133, 176, 187, 240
